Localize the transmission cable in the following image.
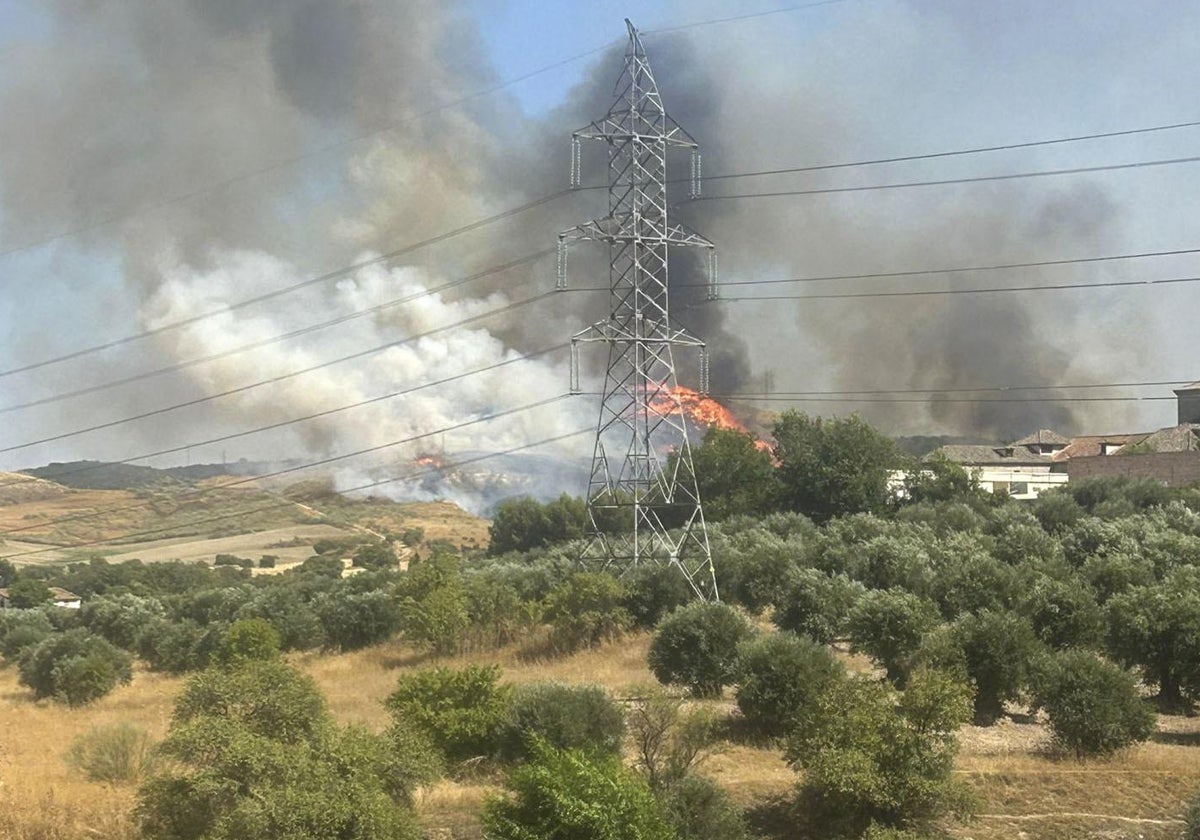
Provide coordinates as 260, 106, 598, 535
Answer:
711, 394, 1176, 404
0, 196, 567, 379
0, 291, 558, 451
675, 245, 1200, 290
0, 394, 574, 538
0, 249, 551, 412
0, 427, 592, 561
693, 155, 1200, 202
707, 272, 1200, 302
718, 378, 1195, 397
0, 344, 568, 493
10, 119, 1200, 380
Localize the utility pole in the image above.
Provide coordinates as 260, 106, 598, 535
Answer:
558, 20, 719, 600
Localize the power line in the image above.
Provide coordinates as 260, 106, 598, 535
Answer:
695, 120, 1200, 185
0, 427, 591, 561
0, 196, 567, 379
712, 394, 1176, 404
0, 1, 866, 263
0, 291, 558, 444
723, 379, 1194, 397
676, 245, 1200, 289
648, 0, 854, 33
0, 394, 574, 538
0, 250, 551, 412
0, 344, 567, 486
710, 272, 1200, 302
10, 121, 1200, 378
694, 155, 1200, 201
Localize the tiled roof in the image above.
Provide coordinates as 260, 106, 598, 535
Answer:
927, 444, 1051, 466
1175, 381, 1200, 392
1012, 429, 1070, 446
1134, 424, 1200, 453
1053, 433, 1148, 461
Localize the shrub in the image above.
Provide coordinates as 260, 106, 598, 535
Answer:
1105, 568, 1200, 712
628, 688, 720, 789
771, 568, 863, 644
786, 669, 975, 836
66, 722, 158, 783
386, 664, 512, 764
213, 553, 252, 568
949, 610, 1043, 724
137, 660, 426, 840
656, 772, 750, 840
622, 563, 693, 630
353, 541, 396, 570
481, 741, 674, 840
136, 617, 225, 673
487, 494, 588, 555
1018, 574, 1104, 650
648, 601, 752, 697
715, 529, 804, 612
735, 632, 844, 738
1032, 650, 1155, 758
315, 588, 402, 651
18, 629, 133, 705
0, 609, 54, 660
258, 555, 277, 569
501, 682, 625, 761
216, 618, 281, 665
79, 593, 165, 650
6, 577, 51, 608
543, 571, 631, 653
849, 589, 941, 688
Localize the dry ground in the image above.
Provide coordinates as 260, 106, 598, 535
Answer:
0, 630, 1196, 840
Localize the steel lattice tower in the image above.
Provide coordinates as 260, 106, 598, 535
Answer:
558, 20, 719, 600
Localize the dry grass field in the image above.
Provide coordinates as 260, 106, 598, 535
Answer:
0, 630, 1196, 840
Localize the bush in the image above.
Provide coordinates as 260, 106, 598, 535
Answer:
258, 555, 277, 569
18, 629, 133, 705
353, 542, 396, 570
656, 772, 750, 840
66, 722, 158, 783
628, 688, 720, 789
1018, 574, 1104, 650
622, 563, 693, 630
315, 587, 402, 651
543, 571, 631, 653
943, 610, 1043, 724
648, 601, 752, 697
137, 660, 426, 840
386, 664, 512, 764
1105, 569, 1200, 712
849, 588, 941, 686
488, 494, 588, 555
216, 618, 281, 665
79, 593, 165, 650
6, 577, 51, 608
0, 609, 54, 660
786, 669, 975, 836
735, 632, 844, 739
481, 741, 674, 840
771, 569, 863, 644
501, 682, 625, 761
1032, 650, 1155, 758
213, 553, 252, 568
398, 553, 469, 654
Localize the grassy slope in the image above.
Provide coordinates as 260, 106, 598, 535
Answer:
0, 632, 1196, 840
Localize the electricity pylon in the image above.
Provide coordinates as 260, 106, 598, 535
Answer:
558, 19, 719, 600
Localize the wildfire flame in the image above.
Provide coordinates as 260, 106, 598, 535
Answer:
414, 454, 446, 470
652, 385, 772, 453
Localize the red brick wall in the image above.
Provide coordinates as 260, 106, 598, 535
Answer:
1066, 452, 1200, 487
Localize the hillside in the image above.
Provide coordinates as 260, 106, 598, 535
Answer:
0, 475, 488, 565
0, 471, 70, 506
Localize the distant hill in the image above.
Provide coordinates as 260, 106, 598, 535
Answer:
0, 472, 70, 506
892, 435, 986, 458
20, 459, 268, 490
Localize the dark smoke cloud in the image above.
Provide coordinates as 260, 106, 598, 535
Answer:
2, 0, 1197, 493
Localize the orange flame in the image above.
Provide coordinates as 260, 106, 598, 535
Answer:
414, 454, 446, 469
652, 385, 772, 452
